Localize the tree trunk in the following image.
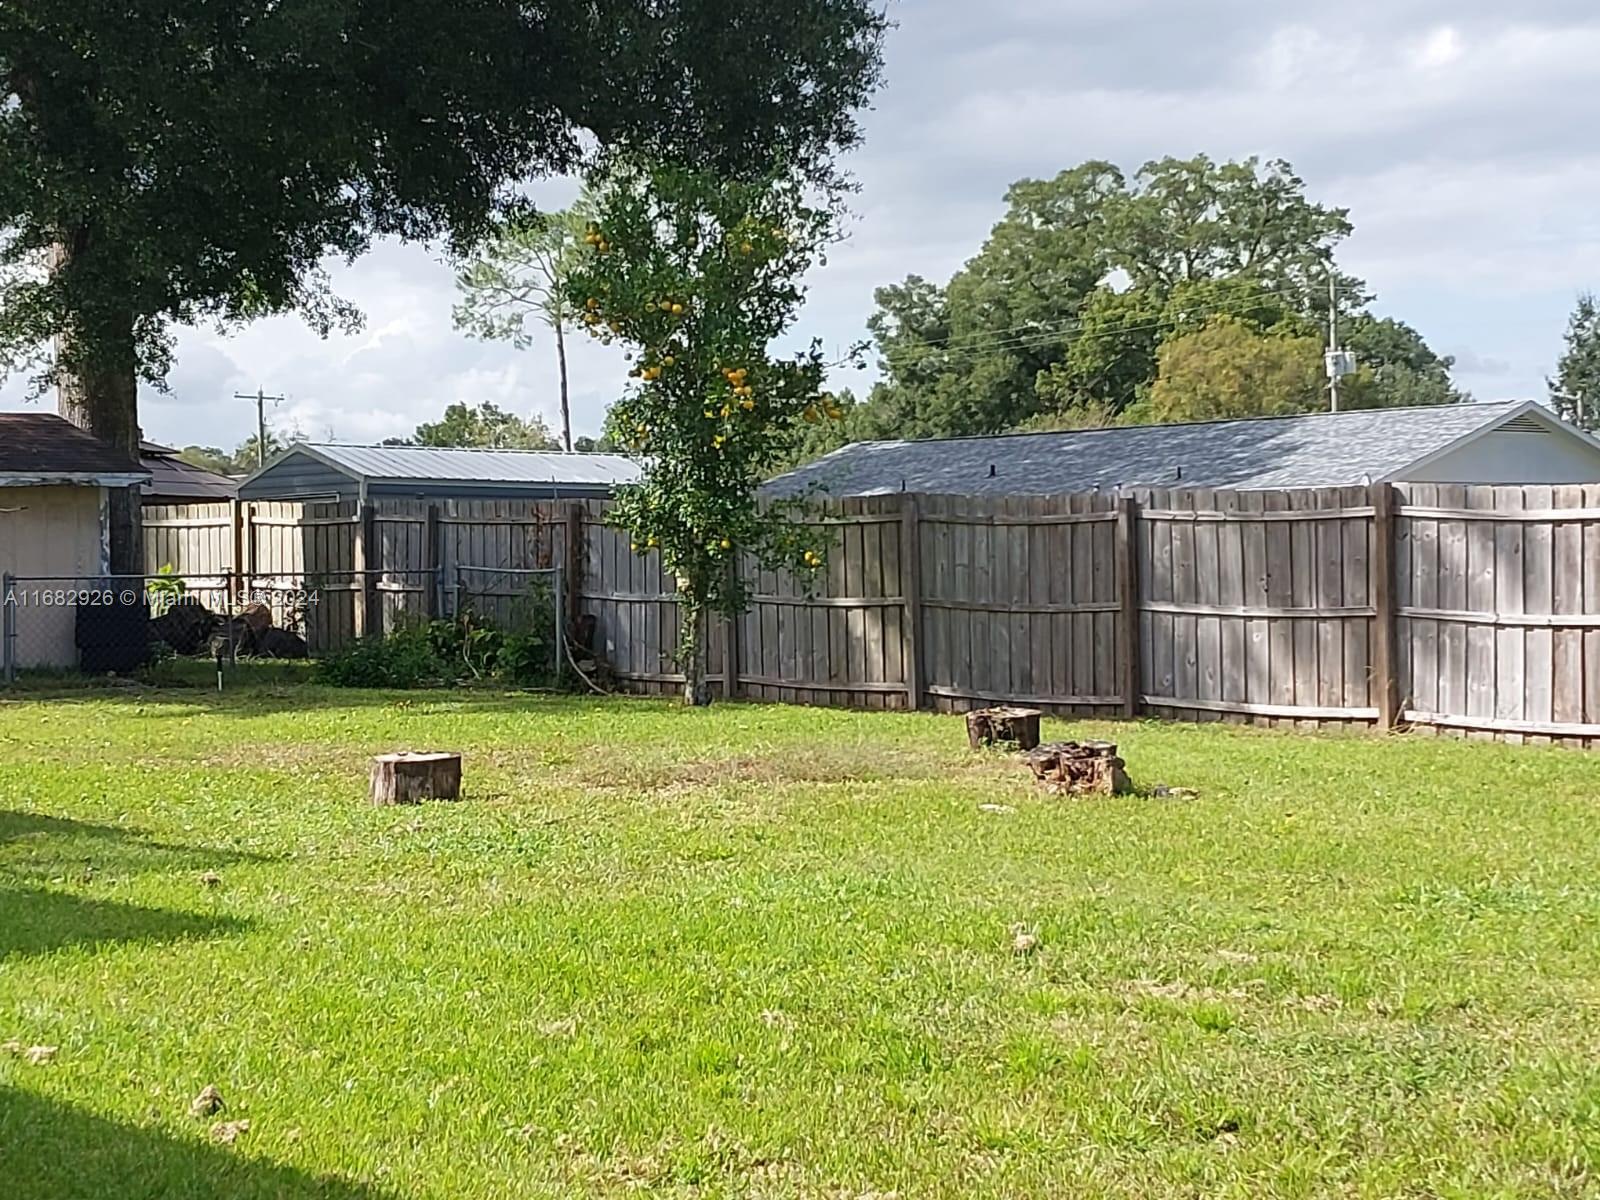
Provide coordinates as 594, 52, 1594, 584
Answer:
51, 239, 143, 576
554, 314, 573, 453
679, 600, 712, 707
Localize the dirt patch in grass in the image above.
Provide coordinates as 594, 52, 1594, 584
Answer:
570, 744, 969, 792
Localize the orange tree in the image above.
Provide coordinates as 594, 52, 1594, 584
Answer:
566, 162, 849, 705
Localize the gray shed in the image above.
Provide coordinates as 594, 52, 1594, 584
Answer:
239, 442, 641, 503
765, 401, 1600, 498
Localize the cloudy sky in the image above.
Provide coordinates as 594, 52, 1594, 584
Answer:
8, 1, 1600, 449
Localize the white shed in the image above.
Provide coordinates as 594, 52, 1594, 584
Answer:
0, 414, 149, 669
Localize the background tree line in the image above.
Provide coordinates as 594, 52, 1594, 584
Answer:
785, 155, 1466, 466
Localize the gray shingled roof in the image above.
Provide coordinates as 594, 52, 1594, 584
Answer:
766, 401, 1542, 498
295, 443, 640, 487
0, 413, 148, 485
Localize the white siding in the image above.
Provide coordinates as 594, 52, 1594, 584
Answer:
0, 485, 109, 668
1403, 429, 1600, 485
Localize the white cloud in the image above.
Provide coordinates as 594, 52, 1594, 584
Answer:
1415, 26, 1465, 69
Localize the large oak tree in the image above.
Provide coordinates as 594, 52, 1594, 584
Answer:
842, 155, 1461, 449
0, 0, 887, 567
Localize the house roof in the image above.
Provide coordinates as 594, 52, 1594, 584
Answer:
0, 413, 149, 487
250, 442, 641, 491
766, 401, 1582, 498
139, 442, 239, 502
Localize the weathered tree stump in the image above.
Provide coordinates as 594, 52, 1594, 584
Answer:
1022, 740, 1130, 796
966, 706, 1043, 751
369, 752, 462, 806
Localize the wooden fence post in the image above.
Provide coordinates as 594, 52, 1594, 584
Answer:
1370, 482, 1400, 729
564, 502, 584, 639
242, 501, 257, 607
422, 502, 440, 619
229, 498, 245, 608
353, 502, 378, 638
901, 492, 924, 710
722, 558, 741, 701
1116, 494, 1141, 718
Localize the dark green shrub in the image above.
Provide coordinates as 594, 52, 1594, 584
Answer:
426, 614, 503, 679
496, 627, 557, 687
314, 626, 451, 689
314, 585, 562, 690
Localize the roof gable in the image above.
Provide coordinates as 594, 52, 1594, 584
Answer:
767, 402, 1559, 498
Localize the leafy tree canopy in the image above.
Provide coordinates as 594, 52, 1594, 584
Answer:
839, 155, 1462, 451
176, 428, 293, 475
1146, 317, 1326, 423
389, 401, 559, 450
0, 0, 889, 451
1550, 293, 1600, 430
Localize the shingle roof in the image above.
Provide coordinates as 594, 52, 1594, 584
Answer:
0, 413, 149, 484
292, 442, 641, 487
140, 442, 239, 502
766, 401, 1544, 498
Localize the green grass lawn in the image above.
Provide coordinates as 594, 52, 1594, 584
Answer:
2, 683, 1599, 1199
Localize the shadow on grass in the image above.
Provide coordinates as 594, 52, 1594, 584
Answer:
0, 1086, 395, 1200
0, 811, 256, 961
0, 884, 248, 963
0, 810, 272, 885
0, 680, 627, 720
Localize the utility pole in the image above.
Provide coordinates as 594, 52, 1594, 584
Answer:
1552, 391, 1588, 429
1328, 273, 1340, 413
1324, 270, 1355, 412
234, 389, 285, 468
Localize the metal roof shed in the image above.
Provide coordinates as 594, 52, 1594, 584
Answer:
238, 443, 641, 503
765, 401, 1600, 499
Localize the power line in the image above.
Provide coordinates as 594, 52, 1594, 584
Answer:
875, 287, 1354, 372
888, 278, 1366, 356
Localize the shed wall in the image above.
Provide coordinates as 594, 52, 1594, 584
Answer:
0, 485, 108, 668
238, 455, 356, 501
1403, 429, 1600, 485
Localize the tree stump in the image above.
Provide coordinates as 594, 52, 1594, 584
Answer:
966, 706, 1043, 751
1022, 740, 1130, 796
369, 752, 462, 806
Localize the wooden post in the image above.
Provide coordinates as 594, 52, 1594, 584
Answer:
422, 502, 440, 619
353, 502, 378, 638
722, 557, 741, 700
1370, 482, 1400, 729
901, 492, 924, 711
229, 498, 245, 609
242, 501, 257, 608
1115, 495, 1141, 718
564, 502, 584, 640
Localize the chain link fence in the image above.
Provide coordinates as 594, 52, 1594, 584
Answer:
1, 565, 564, 686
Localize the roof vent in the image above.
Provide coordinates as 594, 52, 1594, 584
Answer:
1500, 415, 1546, 434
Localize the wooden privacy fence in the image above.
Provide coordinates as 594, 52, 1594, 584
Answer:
144, 484, 1600, 745
143, 498, 569, 655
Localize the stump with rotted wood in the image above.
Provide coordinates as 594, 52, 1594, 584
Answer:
1022, 740, 1130, 796
369, 752, 462, 806
966, 706, 1043, 751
